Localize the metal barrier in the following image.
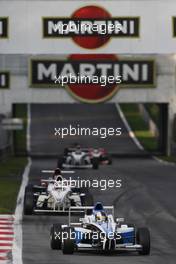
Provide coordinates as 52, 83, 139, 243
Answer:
0, 115, 12, 160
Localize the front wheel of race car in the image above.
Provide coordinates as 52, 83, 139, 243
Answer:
23, 185, 34, 215
92, 157, 99, 169
62, 227, 75, 255
50, 224, 62, 250
136, 227, 150, 255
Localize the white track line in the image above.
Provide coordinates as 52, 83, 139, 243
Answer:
152, 155, 176, 166
0, 221, 13, 223
12, 103, 32, 264
0, 235, 13, 238
0, 247, 12, 251
0, 252, 9, 256
115, 103, 144, 150
0, 253, 7, 261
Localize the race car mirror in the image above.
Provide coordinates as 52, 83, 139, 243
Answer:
116, 217, 124, 223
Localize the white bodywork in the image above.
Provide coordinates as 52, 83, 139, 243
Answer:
63, 151, 92, 168
35, 179, 82, 212
63, 206, 142, 252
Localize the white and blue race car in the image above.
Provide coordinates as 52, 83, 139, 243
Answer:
50, 202, 150, 255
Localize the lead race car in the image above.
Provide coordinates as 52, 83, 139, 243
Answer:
57, 145, 112, 170
50, 202, 150, 255
23, 168, 93, 215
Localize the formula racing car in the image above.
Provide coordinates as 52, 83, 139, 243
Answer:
57, 145, 112, 169
89, 148, 112, 165
23, 169, 93, 215
50, 202, 150, 255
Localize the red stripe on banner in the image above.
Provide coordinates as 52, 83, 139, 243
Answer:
0, 227, 13, 230
0, 222, 13, 226
0, 256, 8, 260
0, 237, 13, 241
0, 243, 12, 247
0, 218, 13, 221
0, 249, 10, 253
0, 232, 14, 235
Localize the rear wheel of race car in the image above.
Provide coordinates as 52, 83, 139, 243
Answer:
24, 185, 34, 215
50, 224, 62, 250
136, 227, 150, 255
108, 156, 112, 165
92, 157, 99, 169
80, 189, 94, 206
62, 227, 75, 255
57, 155, 64, 168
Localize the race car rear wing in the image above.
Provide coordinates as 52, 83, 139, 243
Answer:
67, 148, 89, 152
41, 170, 75, 174
68, 206, 114, 225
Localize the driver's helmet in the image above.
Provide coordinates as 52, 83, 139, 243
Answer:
75, 145, 82, 154
93, 149, 99, 154
53, 168, 62, 181
54, 175, 63, 182
73, 143, 80, 148
95, 211, 107, 223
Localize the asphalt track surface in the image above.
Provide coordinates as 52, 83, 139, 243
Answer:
22, 104, 176, 264
30, 104, 143, 156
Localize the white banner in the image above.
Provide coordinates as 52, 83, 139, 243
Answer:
0, 1, 176, 53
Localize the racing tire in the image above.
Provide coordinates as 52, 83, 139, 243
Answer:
81, 190, 94, 206
24, 185, 34, 215
136, 227, 150, 255
108, 157, 112, 165
92, 157, 99, 169
62, 227, 75, 255
57, 156, 64, 169
50, 224, 62, 250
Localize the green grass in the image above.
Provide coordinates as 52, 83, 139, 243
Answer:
145, 104, 159, 125
158, 156, 176, 163
0, 156, 27, 214
120, 104, 158, 151
0, 104, 28, 213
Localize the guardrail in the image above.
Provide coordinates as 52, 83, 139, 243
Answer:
0, 115, 12, 160
0, 144, 11, 161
